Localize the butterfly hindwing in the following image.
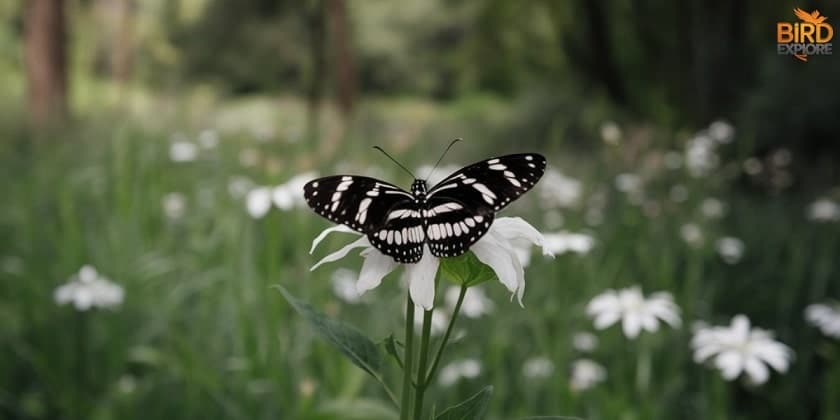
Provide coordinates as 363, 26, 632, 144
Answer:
423, 199, 494, 258
303, 176, 414, 233
366, 203, 425, 263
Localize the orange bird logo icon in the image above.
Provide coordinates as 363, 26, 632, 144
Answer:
794, 8, 827, 24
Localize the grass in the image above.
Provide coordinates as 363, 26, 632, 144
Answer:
0, 95, 838, 420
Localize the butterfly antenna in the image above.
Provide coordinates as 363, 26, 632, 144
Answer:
373, 146, 416, 179
425, 138, 462, 181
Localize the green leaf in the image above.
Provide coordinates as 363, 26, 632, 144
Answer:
381, 333, 403, 368
435, 386, 493, 420
440, 252, 497, 287
274, 285, 382, 378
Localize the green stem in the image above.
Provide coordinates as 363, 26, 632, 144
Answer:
399, 297, 416, 420
425, 284, 467, 385
413, 309, 434, 419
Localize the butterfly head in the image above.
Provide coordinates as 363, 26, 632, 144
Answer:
411, 179, 427, 201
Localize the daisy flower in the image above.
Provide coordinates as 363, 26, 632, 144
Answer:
805, 302, 840, 339
309, 217, 551, 309
438, 358, 482, 386
570, 358, 606, 391
716, 237, 745, 264
691, 314, 793, 385
54, 265, 124, 311
586, 286, 681, 339
522, 356, 555, 379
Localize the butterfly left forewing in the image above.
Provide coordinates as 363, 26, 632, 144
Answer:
303, 175, 414, 233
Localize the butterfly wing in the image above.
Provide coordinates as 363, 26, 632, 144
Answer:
424, 153, 546, 257
303, 175, 425, 263
303, 175, 414, 232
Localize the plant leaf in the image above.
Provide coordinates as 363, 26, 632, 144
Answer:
440, 252, 497, 288
435, 386, 493, 420
381, 333, 403, 368
275, 285, 382, 378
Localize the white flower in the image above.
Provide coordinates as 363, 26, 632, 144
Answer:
691, 314, 793, 385
805, 302, 840, 339
228, 176, 254, 199
522, 356, 554, 379
716, 237, 745, 264
586, 286, 681, 339
600, 121, 622, 145
309, 217, 551, 310
680, 223, 704, 246
685, 134, 719, 177
701, 198, 726, 219
197, 129, 219, 149
331, 268, 363, 304
54, 265, 124, 311
572, 331, 598, 352
543, 232, 595, 255
446, 286, 494, 318
169, 140, 198, 162
615, 173, 642, 194
272, 172, 318, 210
708, 120, 735, 144
246, 186, 273, 219
438, 358, 482, 386
570, 359, 606, 391
161, 192, 187, 220
539, 169, 583, 208
807, 198, 840, 222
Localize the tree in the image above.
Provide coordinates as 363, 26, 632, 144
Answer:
24, 0, 69, 125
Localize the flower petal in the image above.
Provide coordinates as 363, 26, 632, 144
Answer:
471, 232, 523, 304
622, 313, 642, 339
310, 236, 370, 271
744, 356, 769, 384
356, 248, 399, 294
715, 350, 744, 380
310, 225, 358, 254
492, 217, 553, 257
407, 246, 439, 310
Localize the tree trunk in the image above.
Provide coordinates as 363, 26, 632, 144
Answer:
326, 0, 356, 116
24, 0, 68, 125
305, 0, 326, 139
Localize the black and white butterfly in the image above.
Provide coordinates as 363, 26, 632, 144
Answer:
303, 153, 546, 263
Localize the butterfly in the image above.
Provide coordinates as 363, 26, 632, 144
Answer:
303, 152, 546, 263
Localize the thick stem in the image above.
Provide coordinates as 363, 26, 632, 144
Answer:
425, 284, 467, 385
412, 309, 434, 419
399, 297, 415, 420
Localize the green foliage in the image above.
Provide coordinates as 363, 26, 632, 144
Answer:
435, 386, 492, 420
275, 285, 383, 380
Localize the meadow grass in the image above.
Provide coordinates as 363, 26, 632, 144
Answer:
0, 97, 838, 420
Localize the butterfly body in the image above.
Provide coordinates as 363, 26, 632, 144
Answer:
304, 153, 546, 263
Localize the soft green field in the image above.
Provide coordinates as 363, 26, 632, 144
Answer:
1, 96, 838, 420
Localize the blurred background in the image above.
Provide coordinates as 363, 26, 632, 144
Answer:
1, 0, 839, 419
